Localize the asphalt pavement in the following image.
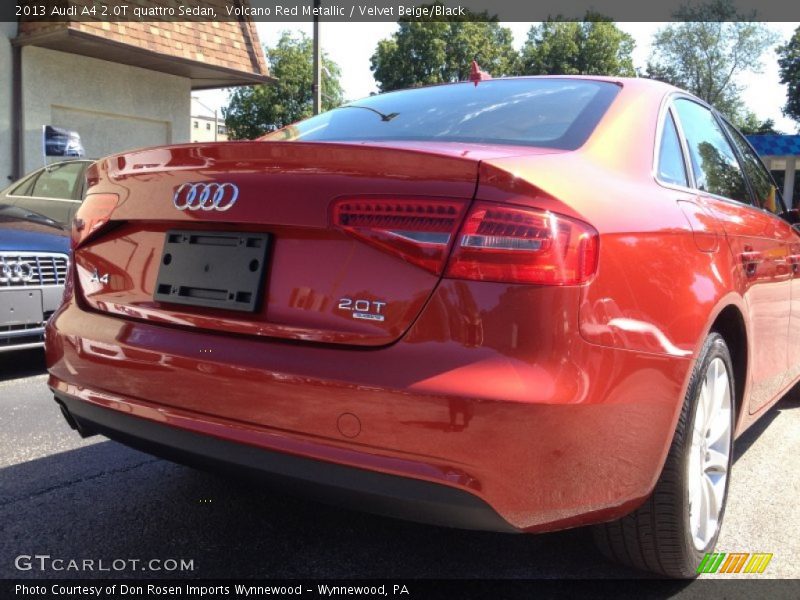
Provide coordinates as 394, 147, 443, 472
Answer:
1, 348, 798, 583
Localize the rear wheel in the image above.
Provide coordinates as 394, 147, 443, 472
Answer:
592, 333, 735, 578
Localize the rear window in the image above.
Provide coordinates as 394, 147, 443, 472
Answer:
265, 79, 621, 150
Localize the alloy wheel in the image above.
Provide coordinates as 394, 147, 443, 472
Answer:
687, 356, 733, 551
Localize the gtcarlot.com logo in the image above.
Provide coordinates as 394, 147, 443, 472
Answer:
14, 554, 195, 573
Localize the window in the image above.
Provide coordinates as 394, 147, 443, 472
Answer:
722, 120, 784, 215
264, 79, 621, 150
8, 171, 39, 197
206, 123, 211, 131
657, 111, 689, 187
218, 125, 226, 135
193, 121, 198, 129
673, 99, 749, 203
30, 162, 85, 200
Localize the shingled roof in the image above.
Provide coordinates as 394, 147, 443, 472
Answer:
15, 1, 272, 89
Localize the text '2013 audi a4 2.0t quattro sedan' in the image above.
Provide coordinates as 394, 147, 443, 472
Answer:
45, 76, 799, 577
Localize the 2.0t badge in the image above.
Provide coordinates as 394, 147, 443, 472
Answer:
338, 298, 387, 322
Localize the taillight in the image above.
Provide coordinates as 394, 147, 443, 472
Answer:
72, 193, 119, 247
445, 202, 598, 285
332, 198, 468, 274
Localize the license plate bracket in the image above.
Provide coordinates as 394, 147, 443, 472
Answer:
154, 230, 270, 313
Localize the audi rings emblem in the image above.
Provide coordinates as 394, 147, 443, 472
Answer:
173, 182, 239, 212
0, 258, 36, 283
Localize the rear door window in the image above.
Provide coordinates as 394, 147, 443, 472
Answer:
673, 99, 749, 204
721, 120, 785, 214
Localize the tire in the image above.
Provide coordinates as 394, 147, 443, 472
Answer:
592, 332, 735, 578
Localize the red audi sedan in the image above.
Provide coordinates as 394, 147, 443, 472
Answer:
45, 76, 797, 577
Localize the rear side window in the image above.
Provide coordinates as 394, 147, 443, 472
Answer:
673, 99, 749, 203
265, 79, 621, 150
30, 162, 84, 200
722, 120, 784, 214
657, 112, 689, 187
9, 171, 39, 197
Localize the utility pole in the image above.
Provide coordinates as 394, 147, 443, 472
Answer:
312, 0, 322, 115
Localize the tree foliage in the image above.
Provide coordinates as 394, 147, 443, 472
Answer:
777, 25, 800, 126
697, 141, 749, 201
370, 4, 517, 92
645, 0, 778, 120
733, 112, 781, 136
519, 14, 635, 77
223, 32, 344, 140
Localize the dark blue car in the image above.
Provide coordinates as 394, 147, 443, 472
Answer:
0, 204, 69, 352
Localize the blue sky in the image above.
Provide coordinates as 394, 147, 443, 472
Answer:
193, 22, 800, 133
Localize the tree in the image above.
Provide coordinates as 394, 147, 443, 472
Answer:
370, 4, 518, 92
519, 14, 635, 77
733, 112, 781, 136
777, 26, 800, 126
697, 142, 749, 200
642, 61, 683, 87
646, 0, 778, 120
223, 32, 344, 140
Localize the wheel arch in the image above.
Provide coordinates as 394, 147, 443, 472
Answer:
705, 300, 749, 434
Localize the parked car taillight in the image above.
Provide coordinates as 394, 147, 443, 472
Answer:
331, 197, 468, 275
445, 202, 599, 285
72, 193, 118, 247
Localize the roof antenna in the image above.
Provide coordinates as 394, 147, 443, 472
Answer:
469, 61, 492, 86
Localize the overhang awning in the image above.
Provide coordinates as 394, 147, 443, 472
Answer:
13, 27, 275, 90
747, 134, 800, 158
747, 135, 800, 207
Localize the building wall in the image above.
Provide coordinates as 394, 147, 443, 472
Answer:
767, 158, 800, 208
191, 115, 229, 143
21, 47, 191, 172
0, 21, 18, 186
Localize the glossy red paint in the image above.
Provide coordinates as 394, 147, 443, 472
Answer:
47, 280, 687, 532
46, 76, 800, 532
73, 142, 560, 347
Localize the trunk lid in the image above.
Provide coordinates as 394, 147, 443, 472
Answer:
76, 141, 557, 346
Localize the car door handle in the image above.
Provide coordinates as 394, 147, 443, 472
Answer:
740, 251, 762, 264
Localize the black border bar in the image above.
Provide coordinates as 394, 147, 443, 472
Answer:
4, 0, 800, 23
4, 579, 800, 600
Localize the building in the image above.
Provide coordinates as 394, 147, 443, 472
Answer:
747, 135, 800, 208
192, 114, 228, 142
191, 98, 228, 142
1, 2, 272, 185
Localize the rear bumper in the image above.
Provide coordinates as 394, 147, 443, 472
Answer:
54, 389, 516, 533
46, 281, 693, 533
